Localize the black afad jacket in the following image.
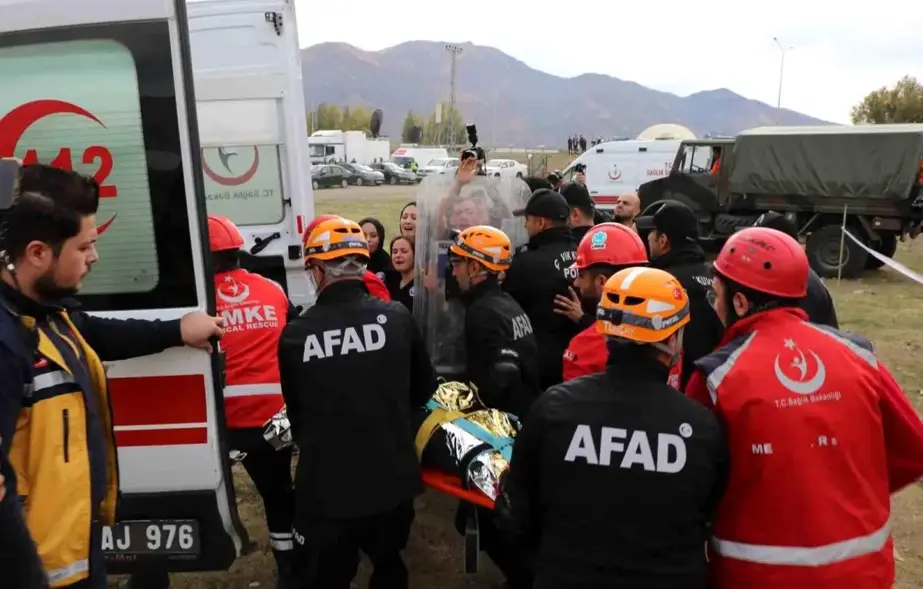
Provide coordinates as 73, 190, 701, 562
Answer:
495, 347, 728, 589
278, 280, 437, 519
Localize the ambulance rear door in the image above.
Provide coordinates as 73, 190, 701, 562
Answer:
189, 0, 315, 307
568, 140, 681, 209
0, 0, 247, 573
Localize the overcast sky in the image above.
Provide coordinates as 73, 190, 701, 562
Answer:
293, 0, 921, 124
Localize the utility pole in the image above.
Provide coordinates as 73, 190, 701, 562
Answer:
773, 37, 793, 109
445, 43, 463, 148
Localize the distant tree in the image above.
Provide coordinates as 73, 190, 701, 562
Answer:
308, 104, 377, 133
312, 103, 342, 130
343, 106, 373, 132
402, 110, 425, 143
422, 103, 467, 146
850, 76, 923, 124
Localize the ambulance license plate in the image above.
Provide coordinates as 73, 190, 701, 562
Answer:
101, 519, 200, 555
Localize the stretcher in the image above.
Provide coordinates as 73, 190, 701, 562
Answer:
421, 468, 494, 573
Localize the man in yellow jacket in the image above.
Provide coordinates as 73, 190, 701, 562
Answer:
0, 165, 224, 589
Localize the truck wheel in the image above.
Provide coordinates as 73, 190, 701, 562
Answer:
390, 176, 397, 185
806, 224, 868, 279
312, 180, 318, 190
865, 234, 898, 269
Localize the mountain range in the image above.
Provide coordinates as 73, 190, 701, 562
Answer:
301, 41, 831, 146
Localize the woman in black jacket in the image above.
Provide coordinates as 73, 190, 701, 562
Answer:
359, 217, 392, 276
385, 235, 416, 312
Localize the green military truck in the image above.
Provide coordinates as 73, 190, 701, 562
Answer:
638, 124, 923, 278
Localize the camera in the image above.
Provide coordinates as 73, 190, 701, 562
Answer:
460, 124, 487, 176
574, 163, 586, 174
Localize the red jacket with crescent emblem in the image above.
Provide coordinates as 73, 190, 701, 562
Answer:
563, 323, 684, 388
686, 307, 923, 589
215, 268, 291, 429
562, 324, 607, 381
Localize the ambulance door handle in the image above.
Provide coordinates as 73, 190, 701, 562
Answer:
250, 232, 281, 255
213, 349, 226, 393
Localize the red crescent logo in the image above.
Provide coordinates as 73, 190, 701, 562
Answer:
201, 146, 260, 186
608, 165, 622, 181
0, 99, 117, 234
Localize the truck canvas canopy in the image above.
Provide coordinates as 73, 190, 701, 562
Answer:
728, 124, 923, 200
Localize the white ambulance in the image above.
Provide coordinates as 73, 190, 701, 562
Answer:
0, 0, 311, 577
190, 0, 315, 308
562, 140, 684, 209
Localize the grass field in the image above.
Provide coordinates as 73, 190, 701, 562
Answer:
503, 151, 576, 176
120, 184, 923, 588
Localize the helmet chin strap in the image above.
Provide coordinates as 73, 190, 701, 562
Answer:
652, 327, 685, 367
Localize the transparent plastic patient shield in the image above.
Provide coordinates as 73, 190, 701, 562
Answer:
413, 173, 531, 378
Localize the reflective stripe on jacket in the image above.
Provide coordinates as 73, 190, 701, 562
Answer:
687, 307, 923, 589
8, 310, 118, 588
216, 269, 288, 429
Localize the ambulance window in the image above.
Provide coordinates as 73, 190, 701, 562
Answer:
202, 144, 285, 226
0, 23, 201, 311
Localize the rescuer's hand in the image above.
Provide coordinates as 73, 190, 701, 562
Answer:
575, 171, 587, 185
180, 312, 226, 353
554, 287, 584, 323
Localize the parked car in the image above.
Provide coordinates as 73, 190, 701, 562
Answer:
371, 162, 418, 185
311, 164, 353, 189
417, 157, 460, 179
485, 158, 527, 179
341, 163, 384, 186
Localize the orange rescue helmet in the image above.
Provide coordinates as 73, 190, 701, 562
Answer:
713, 226, 809, 299
303, 214, 342, 243
207, 214, 245, 252
448, 225, 513, 272
597, 267, 690, 344
573, 222, 648, 270
303, 216, 369, 264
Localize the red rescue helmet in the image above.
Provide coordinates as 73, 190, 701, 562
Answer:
714, 227, 809, 298
207, 215, 244, 252
573, 222, 648, 270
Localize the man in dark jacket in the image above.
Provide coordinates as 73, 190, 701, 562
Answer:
449, 224, 539, 589
560, 182, 596, 244
635, 201, 724, 389
0, 166, 224, 589
279, 216, 436, 589
496, 267, 727, 589
504, 189, 579, 390
752, 211, 838, 328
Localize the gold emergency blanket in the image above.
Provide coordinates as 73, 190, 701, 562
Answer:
416, 381, 519, 501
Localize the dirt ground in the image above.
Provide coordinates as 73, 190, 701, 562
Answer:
115, 182, 923, 587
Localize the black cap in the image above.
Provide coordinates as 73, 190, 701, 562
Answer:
634, 200, 699, 243
560, 182, 594, 215
753, 211, 798, 241
512, 188, 569, 221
